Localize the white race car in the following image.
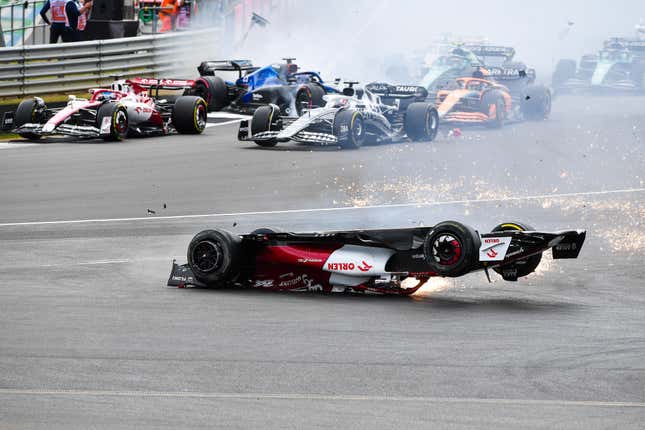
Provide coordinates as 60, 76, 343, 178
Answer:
3, 78, 207, 141
238, 82, 439, 149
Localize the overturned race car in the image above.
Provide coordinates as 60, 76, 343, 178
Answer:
3, 78, 207, 141
168, 221, 586, 295
238, 82, 439, 149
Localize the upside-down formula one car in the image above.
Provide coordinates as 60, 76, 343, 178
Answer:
167, 221, 586, 295
188, 58, 339, 115
435, 74, 550, 128
237, 82, 439, 149
2, 78, 207, 141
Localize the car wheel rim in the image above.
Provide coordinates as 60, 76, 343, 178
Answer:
354, 118, 363, 138
192, 241, 222, 272
114, 110, 127, 134
426, 111, 437, 135
195, 103, 206, 130
432, 234, 462, 266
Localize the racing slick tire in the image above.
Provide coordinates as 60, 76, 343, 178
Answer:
14, 98, 45, 140
187, 229, 242, 287
404, 102, 439, 142
491, 222, 542, 280
96, 103, 128, 141
333, 109, 365, 149
193, 76, 228, 111
481, 91, 506, 128
251, 104, 281, 147
172, 96, 207, 134
520, 85, 552, 121
424, 221, 480, 277
552, 59, 577, 89
295, 84, 326, 116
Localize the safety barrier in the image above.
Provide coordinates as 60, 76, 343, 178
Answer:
0, 28, 218, 98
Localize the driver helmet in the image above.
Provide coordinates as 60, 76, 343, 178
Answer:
110, 80, 131, 93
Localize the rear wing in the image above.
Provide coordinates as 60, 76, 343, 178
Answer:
365, 82, 428, 100
465, 44, 516, 60
197, 60, 256, 77
128, 77, 196, 90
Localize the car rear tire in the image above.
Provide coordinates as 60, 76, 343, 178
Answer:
481, 91, 505, 128
333, 109, 365, 149
520, 85, 551, 120
193, 76, 228, 111
187, 229, 242, 287
424, 221, 480, 277
251, 104, 281, 147
96, 103, 128, 141
404, 102, 439, 142
295, 84, 326, 116
172, 96, 207, 134
14, 98, 44, 140
491, 222, 542, 280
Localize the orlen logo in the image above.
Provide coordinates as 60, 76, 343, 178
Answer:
327, 261, 373, 272
327, 262, 355, 271
484, 238, 501, 244
357, 261, 373, 272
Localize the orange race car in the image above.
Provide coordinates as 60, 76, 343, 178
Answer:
435, 72, 551, 128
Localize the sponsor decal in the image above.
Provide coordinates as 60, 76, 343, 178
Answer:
252, 93, 264, 101
138, 78, 191, 87
412, 253, 425, 260
297, 258, 323, 263
327, 261, 373, 272
369, 84, 389, 92
134, 106, 153, 114
254, 279, 274, 288
395, 86, 417, 92
479, 236, 512, 262
327, 262, 355, 271
357, 261, 373, 272
556, 243, 577, 251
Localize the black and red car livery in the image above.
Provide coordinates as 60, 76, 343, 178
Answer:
168, 221, 586, 295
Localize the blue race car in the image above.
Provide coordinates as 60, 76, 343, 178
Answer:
190, 58, 339, 115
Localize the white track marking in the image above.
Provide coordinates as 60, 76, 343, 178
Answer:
0, 388, 643, 408
0, 187, 643, 228
0, 142, 38, 149
36, 259, 132, 268
205, 119, 245, 128
207, 112, 251, 120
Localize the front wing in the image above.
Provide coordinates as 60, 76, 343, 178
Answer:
238, 119, 339, 145
13, 123, 103, 138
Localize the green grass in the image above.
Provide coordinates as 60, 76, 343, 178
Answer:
0, 132, 21, 141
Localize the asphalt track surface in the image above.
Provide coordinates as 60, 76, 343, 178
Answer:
1, 95, 644, 429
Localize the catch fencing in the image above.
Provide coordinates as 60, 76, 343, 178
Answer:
0, 28, 218, 98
